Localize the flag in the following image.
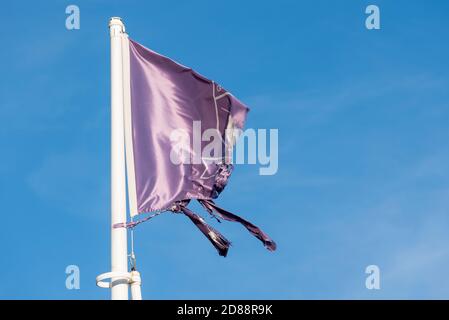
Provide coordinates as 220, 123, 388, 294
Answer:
118, 37, 276, 256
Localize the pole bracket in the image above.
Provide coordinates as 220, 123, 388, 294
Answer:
96, 271, 133, 289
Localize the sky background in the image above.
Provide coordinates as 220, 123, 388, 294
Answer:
1, 0, 449, 299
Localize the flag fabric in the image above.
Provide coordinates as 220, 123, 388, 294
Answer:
118, 37, 276, 256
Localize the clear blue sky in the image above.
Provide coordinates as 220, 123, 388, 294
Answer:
1, 0, 449, 299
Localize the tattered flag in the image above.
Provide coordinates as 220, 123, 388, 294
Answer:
117, 37, 276, 256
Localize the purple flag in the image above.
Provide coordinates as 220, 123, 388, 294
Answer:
120, 38, 276, 256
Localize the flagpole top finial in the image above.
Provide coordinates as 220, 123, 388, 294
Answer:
109, 17, 125, 34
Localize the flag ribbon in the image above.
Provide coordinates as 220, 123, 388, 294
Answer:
175, 201, 231, 257
198, 199, 277, 252
113, 211, 164, 229
114, 199, 276, 256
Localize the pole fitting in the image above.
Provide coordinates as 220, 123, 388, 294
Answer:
109, 17, 126, 36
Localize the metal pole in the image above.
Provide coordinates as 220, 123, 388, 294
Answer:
109, 17, 129, 300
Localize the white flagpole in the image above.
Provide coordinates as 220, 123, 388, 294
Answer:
109, 17, 129, 300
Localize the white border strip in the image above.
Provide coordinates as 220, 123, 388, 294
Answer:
122, 35, 138, 217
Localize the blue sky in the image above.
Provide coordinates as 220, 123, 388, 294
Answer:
1, 0, 449, 299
